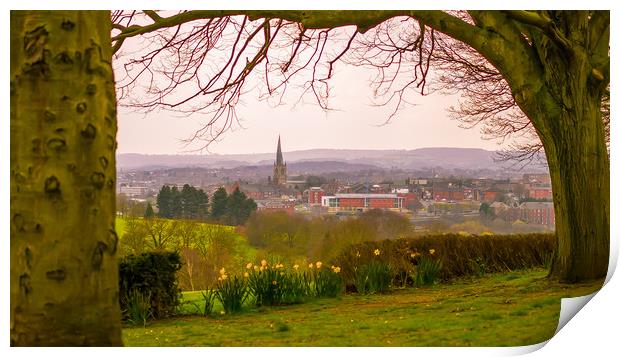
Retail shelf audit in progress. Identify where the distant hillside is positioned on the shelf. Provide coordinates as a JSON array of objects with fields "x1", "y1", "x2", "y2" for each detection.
[{"x1": 117, "y1": 147, "x2": 547, "y2": 172}]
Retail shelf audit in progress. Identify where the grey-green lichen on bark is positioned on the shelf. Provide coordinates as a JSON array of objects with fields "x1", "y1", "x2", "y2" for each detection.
[{"x1": 10, "y1": 10, "x2": 122, "y2": 346}]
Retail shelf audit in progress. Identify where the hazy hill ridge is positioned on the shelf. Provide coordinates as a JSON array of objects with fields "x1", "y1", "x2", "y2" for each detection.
[{"x1": 117, "y1": 147, "x2": 527, "y2": 172}]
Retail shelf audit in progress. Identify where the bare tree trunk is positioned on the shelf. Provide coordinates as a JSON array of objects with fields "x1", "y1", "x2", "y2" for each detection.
[
  {"x1": 543, "y1": 92, "x2": 610, "y2": 282},
  {"x1": 10, "y1": 11, "x2": 122, "y2": 346}
]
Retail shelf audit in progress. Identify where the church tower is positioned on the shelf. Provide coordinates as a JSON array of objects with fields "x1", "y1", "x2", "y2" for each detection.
[{"x1": 273, "y1": 135, "x2": 287, "y2": 186}]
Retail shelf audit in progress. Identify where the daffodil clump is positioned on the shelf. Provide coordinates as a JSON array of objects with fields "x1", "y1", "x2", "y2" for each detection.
[
  {"x1": 215, "y1": 267, "x2": 248, "y2": 314},
  {"x1": 243, "y1": 259, "x2": 343, "y2": 305},
  {"x1": 309, "y1": 260, "x2": 343, "y2": 298},
  {"x1": 211, "y1": 260, "x2": 344, "y2": 311},
  {"x1": 353, "y1": 248, "x2": 392, "y2": 294},
  {"x1": 414, "y1": 248, "x2": 442, "y2": 286},
  {"x1": 246, "y1": 260, "x2": 289, "y2": 306}
]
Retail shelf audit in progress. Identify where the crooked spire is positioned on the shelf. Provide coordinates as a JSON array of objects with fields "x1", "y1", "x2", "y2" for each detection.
[{"x1": 276, "y1": 135, "x2": 284, "y2": 165}]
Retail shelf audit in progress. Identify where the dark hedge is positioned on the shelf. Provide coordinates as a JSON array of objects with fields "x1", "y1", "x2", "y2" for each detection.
[
  {"x1": 119, "y1": 251, "x2": 182, "y2": 319},
  {"x1": 333, "y1": 233, "x2": 554, "y2": 288}
]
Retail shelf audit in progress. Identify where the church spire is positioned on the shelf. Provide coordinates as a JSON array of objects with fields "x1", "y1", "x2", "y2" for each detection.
[
  {"x1": 276, "y1": 135, "x2": 284, "y2": 165},
  {"x1": 273, "y1": 135, "x2": 287, "y2": 186}
]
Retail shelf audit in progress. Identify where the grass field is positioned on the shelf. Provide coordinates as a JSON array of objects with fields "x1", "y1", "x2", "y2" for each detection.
[
  {"x1": 115, "y1": 216, "x2": 257, "y2": 258},
  {"x1": 122, "y1": 269, "x2": 601, "y2": 347}
]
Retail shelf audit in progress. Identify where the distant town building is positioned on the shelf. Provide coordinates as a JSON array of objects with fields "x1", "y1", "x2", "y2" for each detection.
[
  {"x1": 321, "y1": 193, "x2": 404, "y2": 213},
  {"x1": 433, "y1": 186, "x2": 465, "y2": 201},
  {"x1": 523, "y1": 173, "x2": 551, "y2": 184},
  {"x1": 272, "y1": 135, "x2": 287, "y2": 186},
  {"x1": 520, "y1": 201, "x2": 555, "y2": 226},
  {"x1": 308, "y1": 187, "x2": 325, "y2": 206},
  {"x1": 526, "y1": 184, "x2": 553, "y2": 200},
  {"x1": 118, "y1": 185, "x2": 149, "y2": 198},
  {"x1": 255, "y1": 199, "x2": 296, "y2": 214}
]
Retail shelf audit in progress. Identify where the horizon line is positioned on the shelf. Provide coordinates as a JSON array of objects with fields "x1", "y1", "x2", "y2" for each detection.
[{"x1": 116, "y1": 146, "x2": 501, "y2": 156}]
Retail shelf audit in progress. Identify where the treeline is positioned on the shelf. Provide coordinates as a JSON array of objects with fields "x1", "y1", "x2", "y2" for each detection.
[
  {"x1": 244, "y1": 209, "x2": 414, "y2": 262},
  {"x1": 154, "y1": 185, "x2": 256, "y2": 226},
  {"x1": 156, "y1": 184, "x2": 209, "y2": 220}
]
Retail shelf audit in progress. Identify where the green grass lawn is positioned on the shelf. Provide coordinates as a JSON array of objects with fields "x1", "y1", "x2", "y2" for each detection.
[{"x1": 122, "y1": 269, "x2": 601, "y2": 347}]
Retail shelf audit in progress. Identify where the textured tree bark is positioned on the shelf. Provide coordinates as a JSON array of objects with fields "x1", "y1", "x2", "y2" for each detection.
[
  {"x1": 10, "y1": 10, "x2": 122, "y2": 346},
  {"x1": 542, "y1": 86, "x2": 610, "y2": 282}
]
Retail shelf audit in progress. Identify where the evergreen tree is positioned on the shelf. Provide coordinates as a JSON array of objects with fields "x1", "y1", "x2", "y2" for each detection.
[
  {"x1": 180, "y1": 184, "x2": 194, "y2": 219},
  {"x1": 195, "y1": 188, "x2": 209, "y2": 220},
  {"x1": 225, "y1": 188, "x2": 245, "y2": 225},
  {"x1": 210, "y1": 187, "x2": 228, "y2": 221},
  {"x1": 144, "y1": 202, "x2": 155, "y2": 218},
  {"x1": 224, "y1": 187, "x2": 257, "y2": 226},
  {"x1": 170, "y1": 186, "x2": 182, "y2": 218},
  {"x1": 156, "y1": 185, "x2": 172, "y2": 218}
]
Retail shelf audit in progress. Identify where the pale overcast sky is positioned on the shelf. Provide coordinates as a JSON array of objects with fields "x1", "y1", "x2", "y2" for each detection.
[
  {"x1": 114, "y1": 13, "x2": 511, "y2": 156},
  {"x1": 116, "y1": 66, "x2": 507, "y2": 155}
]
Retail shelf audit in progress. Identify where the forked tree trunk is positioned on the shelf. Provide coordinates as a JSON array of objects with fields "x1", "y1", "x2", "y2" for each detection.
[{"x1": 10, "y1": 11, "x2": 122, "y2": 346}]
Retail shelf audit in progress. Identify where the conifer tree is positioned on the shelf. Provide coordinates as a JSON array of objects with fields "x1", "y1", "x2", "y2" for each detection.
[{"x1": 144, "y1": 202, "x2": 155, "y2": 218}]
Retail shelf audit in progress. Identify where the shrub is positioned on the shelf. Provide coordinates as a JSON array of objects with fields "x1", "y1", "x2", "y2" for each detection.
[
  {"x1": 355, "y1": 260, "x2": 391, "y2": 294},
  {"x1": 334, "y1": 233, "x2": 554, "y2": 288},
  {"x1": 119, "y1": 251, "x2": 182, "y2": 319},
  {"x1": 469, "y1": 256, "x2": 487, "y2": 277},
  {"x1": 215, "y1": 271, "x2": 248, "y2": 314}
]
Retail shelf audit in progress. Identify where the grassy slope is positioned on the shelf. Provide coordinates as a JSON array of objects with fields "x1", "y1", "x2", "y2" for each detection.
[
  {"x1": 122, "y1": 269, "x2": 601, "y2": 347},
  {"x1": 115, "y1": 216, "x2": 257, "y2": 259}
]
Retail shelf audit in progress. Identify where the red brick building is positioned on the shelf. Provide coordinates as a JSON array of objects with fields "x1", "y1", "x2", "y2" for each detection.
[
  {"x1": 527, "y1": 185, "x2": 553, "y2": 200},
  {"x1": 520, "y1": 202, "x2": 555, "y2": 226},
  {"x1": 398, "y1": 192, "x2": 419, "y2": 209},
  {"x1": 482, "y1": 190, "x2": 499, "y2": 202},
  {"x1": 308, "y1": 187, "x2": 325, "y2": 206}
]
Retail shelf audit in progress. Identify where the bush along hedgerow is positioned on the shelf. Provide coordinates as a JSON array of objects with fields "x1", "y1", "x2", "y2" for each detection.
[
  {"x1": 215, "y1": 268, "x2": 248, "y2": 314},
  {"x1": 334, "y1": 233, "x2": 554, "y2": 288}
]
